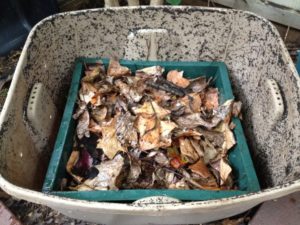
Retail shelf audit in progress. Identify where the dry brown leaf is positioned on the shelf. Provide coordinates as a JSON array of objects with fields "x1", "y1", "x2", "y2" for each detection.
[
  {"x1": 224, "y1": 124, "x2": 236, "y2": 150},
  {"x1": 116, "y1": 112, "x2": 138, "y2": 147},
  {"x1": 168, "y1": 179, "x2": 190, "y2": 189},
  {"x1": 133, "y1": 101, "x2": 170, "y2": 119},
  {"x1": 73, "y1": 101, "x2": 86, "y2": 119},
  {"x1": 189, "y1": 158, "x2": 212, "y2": 178},
  {"x1": 76, "y1": 110, "x2": 90, "y2": 139},
  {"x1": 97, "y1": 118, "x2": 126, "y2": 159},
  {"x1": 90, "y1": 93, "x2": 101, "y2": 106},
  {"x1": 136, "y1": 66, "x2": 164, "y2": 77},
  {"x1": 232, "y1": 101, "x2": 242, "y2": 117},
  {"x1": 90, "y1": 106, "x2": 107, "y2": 124},
  {"x1": 198, "y1": 128, "x2": 225, "y2": 148},
  {"x1": 138, "y1": 119, "x2": 178, "y2": 151},
  {"x1": 139, "y1": 126, "x2": 160, "y2": 151},
  {"x1": 134, "y1": 115, "x2": 156, "y2": 136},
  {"x1": 180, "y1": 93, "x2": 202, "y2": 113},
  {"x1": 89, "y1": 119, "x2": 102, "y2": 133},
  {"x1": 127, "y1": 156, "x2": 141, "y2": 183},
  {"x1": 154, "y1": 152, "x2": 169, "y2": 166},
  {"x1": 83, "y1": 154, "x2": 125, "y2": 190},
  {"x1": 82, "y1": 63, "x2": 103, "y2": 82},
  {"x1": 220, "y1": 159, "x2": 232, "y2": 184},
  {"x1": 159, "y1": 120, "x2": 178, "y2": 147},
  {"x1": 215, "y1": 122, "x2": 236, "y2": 151},
  {"x1": 175, "y1": 113, "x2": 221, "y2": 129},
  {"x1": 151, "y1": 90, "x2": 171, "y2": 104},
  {"x1": 204, "y1": 88, "x2": 219, "y2": 110},
  {"x1": 202, "y1": 138, "x2": 219, "y2": 164},
  {"x1": 107, "y1": 59, "x2": 131, "y2": 77},
  {"x1": 70, "y1": 183, "x2": 93, "y2": 191},
  {"x1": 179, "y1": 138, "x2": 199, "y2": 162},
  {"x1": 186, "y1": 178, "x2": 221, "y2": 190},
  {"x1": 215, "y1": 99, "x2": 234, "y2": 124},
  {"x1": 187, "y1": 77, "x2": 209, "y2": 93},
  {"x1": 173, "y1": 129, "x2": 202, "y2": 139},
  {"x1": 229, "y1": 122, "x2": 236, "y2": 130},
  {"x1": 79, "y1": 82, "x2": 97, "y2": 104},
  {"x1": 167, "y1": 70, "x2": 190, "y2": 88},
  {"x1": 190, "y1": 139, "x2": 204, "y2": 157},
  {"x1": 66, "y1": 150, "x2": 83, "y2": 183}
]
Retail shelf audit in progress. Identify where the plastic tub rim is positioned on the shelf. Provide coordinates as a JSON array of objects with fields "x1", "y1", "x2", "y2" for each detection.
[{"x1": 1, "y1": 175, "x2": 300, "y2": 213}]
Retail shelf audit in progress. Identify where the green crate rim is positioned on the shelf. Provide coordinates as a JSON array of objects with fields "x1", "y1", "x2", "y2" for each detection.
[{"x1": 42, "y1": 58, "x2": 260, "y2": 202}]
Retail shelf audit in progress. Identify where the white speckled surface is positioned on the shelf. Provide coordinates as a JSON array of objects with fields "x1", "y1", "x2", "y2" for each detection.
[{"x1": 0, "y1": 6, "x2": 300, "y2": 224}]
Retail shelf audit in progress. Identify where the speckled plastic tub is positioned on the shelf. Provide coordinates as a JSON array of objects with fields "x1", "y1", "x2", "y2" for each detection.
[{"x1": 0, "y1": 6, "x2": 299, "y2": 225}]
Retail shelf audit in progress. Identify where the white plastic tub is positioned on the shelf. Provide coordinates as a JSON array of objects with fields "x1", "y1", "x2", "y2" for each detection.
[{"x1": 0, "y1": 6, "x2": 300, "y2": 224}]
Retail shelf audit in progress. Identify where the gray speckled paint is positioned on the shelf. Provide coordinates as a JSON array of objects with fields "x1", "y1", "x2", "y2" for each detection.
[{"x1": 1, "y1": 6, "x2": 300, "y2": 191}]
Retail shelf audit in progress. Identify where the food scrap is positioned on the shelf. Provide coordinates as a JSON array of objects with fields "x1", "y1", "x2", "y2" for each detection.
[{"x1": 65, "y1": 58, "x2": 241, "y2": 191}]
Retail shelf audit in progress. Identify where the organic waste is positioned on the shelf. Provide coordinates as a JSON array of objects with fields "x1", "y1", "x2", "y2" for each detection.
[{"x1": 65, "y1": 59, "x2": 242, "y2": 191}]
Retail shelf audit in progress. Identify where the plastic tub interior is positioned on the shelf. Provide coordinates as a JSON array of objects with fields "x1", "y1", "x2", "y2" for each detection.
[{"x1": 0, "y1": 6, "x2": 299, "y2": 225}]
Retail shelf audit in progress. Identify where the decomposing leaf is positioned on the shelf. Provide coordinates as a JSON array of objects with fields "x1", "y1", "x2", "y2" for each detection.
[
  {"x1": 133, "y1": 101, "x2": 170, "y2": 119},
  {"x1": 73, "y1": 101, "x2": 86, "y2": 119},
  {"x1": 154, "y1": 152, "x2": 169, "y2": 166},
  {"x1": 66, "y1": 150, "x2": 83, "y2": 183},
  {"x1": 127, "y1": 156, "x2": 141, "y2": 183},
  {"x1": 198, "y1": 128, "x2": 224, "y2": 148},
  {"x1": 187, "y1": 77, "x2": 209, "y2": 93},
  {"x1": 202, "y1": 138, "x2": 219, "y2": 164},
  {"x1": 90, "y1": 106, "x2": 107, "y2": 124},
  {"x1": 159, "y1": 120, "x2": 178, "y2": 147},
  {"x1": 77, "y1": 110, "x2": 90, "y2": 139},
  {"x1": 167, "y1": 70, "x2": 190, "y2": 88},
  {"x1": 190, "y1": 139, "x2": 204, "y2": 157},
  {"x1": 90, "y1": 93, "x2": 101, "y2": 106},
  {"x1": 175, "y1": 113, "x2": 221, "y2": 129},
  {"x1": 179, "y1": 138, "x2": 199, "y2": 162},
  {"x1": 215, "y1": 99, "x2": 234, "y2": 124},
  {"x1": 79, "y1": 82, "x2": 97, "y2": 104},
  {"x1": 215, "y1": 122, "x2": 236, "y2": 151},
  {"x1": 173, "y1": 129, "x2": 202, "y2": 139},
  {"x1": 116, "y1": 112, "x2": 138, "y2": 147},
  {"x1": 211, "y1": 158, "x2": 232, "y2": 185},
  {"x1": 82, "y1": 63, "x2": 104, "y2": 82},
  {"x1": 189, "y1": 158, "x2": 212, "y2": 179},
  {"x1": 97, "y1": 118, "x2": 126, "y2": 159},
  {"x1": 107, "y1": 58, "x2": 131, "y2": 77},
  {"x1": 232, "y1": 101, "x2": 242, "y2": 117},
  {"x1": 134, "y1": 115, "x2": 156, "y2": 136},
  {"x1": 204, "y1": 88, "x2": 219, "y2": 110},
  {"x1": 139, "y1": 126, "x2": 160, "y2": 151},
  {"x1": 136, "y1": 66, "x2": 164, "y2": 77},
  {"x1": 89, "y1": 119, "x2": 102, "y2": 133},
  {"x1": 179, "y1": 93, "x2": 202, "y2": 113},
  {"x1": 83, "y1": 154, "x2": 125, "y2": 190},
  {"x1": 168, "y1": 179, "x2": 190, "y2": 189}
]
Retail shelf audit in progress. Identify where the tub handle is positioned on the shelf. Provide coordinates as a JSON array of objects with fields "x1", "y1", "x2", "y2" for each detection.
[
  {"x1": 125, "y1": 29, "x2": 169, "y2": 61},
  {"x1": 132, "y1": 196, "x2": 181, "y2": 205},
  {"x1": 265, "y1": 79, "x2": 284, "y2": 125}
]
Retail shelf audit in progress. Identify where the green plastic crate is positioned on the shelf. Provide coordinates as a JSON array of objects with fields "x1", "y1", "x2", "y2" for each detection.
[{"x1": 42, "y1": 58, "x2": 260, "y2": 201}]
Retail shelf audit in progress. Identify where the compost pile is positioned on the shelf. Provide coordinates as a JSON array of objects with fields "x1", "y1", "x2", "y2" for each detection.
[{"x1": 66, "y1": 59, "x2": 242, "y2": 191}]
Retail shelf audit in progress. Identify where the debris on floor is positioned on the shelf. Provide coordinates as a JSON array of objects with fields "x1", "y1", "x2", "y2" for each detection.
[
  {"x1": 249, "y1": 192, "x2": 300, "y2": 225},
  {"x1": 0, "y1": 201, "x2": 22, "y2": 225}
]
